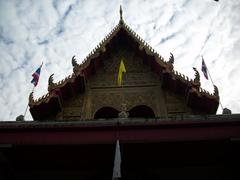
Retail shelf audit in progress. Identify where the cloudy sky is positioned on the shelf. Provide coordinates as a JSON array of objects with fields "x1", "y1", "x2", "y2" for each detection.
[{"x1": 0, "y1": 0, "x2": 239, "y2": 121}]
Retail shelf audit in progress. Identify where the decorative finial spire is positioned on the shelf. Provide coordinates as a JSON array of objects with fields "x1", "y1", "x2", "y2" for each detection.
[{"x1": 120, "y1": 5, "x2": 123, "y2": 21}]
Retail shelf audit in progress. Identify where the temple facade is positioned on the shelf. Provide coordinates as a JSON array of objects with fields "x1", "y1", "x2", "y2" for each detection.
[
  {"x1": 29, "y1": 7, "x2": 219, "y2": 121},
  {"x1": 0, "y1": 7, "x2": 239, "y2": 180}
]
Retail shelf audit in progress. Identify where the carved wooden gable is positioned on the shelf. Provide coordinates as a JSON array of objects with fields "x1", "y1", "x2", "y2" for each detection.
[
  {"x1": 55, "y1": 29, "x2": 192, "y2": 120},
  {"x1": 29, "y1": 12, "x2": 219, "y2": 121}
]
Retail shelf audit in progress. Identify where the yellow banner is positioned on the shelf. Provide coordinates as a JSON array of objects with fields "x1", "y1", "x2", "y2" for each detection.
[{"x1": 117, "y1": 60, "x2": 126, "y2": 86}]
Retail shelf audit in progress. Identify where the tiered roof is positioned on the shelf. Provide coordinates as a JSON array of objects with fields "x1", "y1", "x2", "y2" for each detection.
[{"x1": 29, "y1": 6, "x2": 219, "y2": 120}]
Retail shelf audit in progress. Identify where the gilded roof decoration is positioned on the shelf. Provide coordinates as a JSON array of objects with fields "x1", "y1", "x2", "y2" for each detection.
[
  {"x1": 190, "y1": 85, "x2": 219, "y2": 99},
  {"x1": 29, "y1": 91, "x2": 56, "y2": 107}
]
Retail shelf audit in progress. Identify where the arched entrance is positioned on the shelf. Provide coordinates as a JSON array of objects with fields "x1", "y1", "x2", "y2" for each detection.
[
  {"x1": 129, "y1": 105, "x2": 155, "y2": 118},
  {"x1": 94, "y1": 107, "x2": 119, "y2": 119}
]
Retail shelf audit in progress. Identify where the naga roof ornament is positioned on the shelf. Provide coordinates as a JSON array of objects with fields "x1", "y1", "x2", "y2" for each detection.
[
  {"x1": 169, "y1": 53, "x2": 174, "y2": 64},
  {"x1": 48, "y1": 74, "x2": 56, "y2": 92},
  {"x1": 192, "y1": 67, "x2": 201, "y2": 87},
  {"x1": 72, "y1": 55, "x2": 77, "y2": 67},
  {"x1": 214, "y1": 85, "x2": 219, "y2": 97},
  {"x1": 29, "y1": 92, "x2": 34, "y2": 105},
  {"x1": 72, "y1": 55, "x2": 80, "y2": 74},
  {"x1": 166, "y1": 53, "x2": 174, "y2": 71}
]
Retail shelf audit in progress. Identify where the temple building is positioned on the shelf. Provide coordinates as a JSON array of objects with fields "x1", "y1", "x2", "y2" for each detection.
[{"x1": 0, "y1": 7, "x2": 240, "y2": 180}]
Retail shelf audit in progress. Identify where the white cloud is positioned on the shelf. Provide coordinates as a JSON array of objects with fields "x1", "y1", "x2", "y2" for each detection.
[{"x1": 0, "y1": 0, "x2": 240, "y2": 121}]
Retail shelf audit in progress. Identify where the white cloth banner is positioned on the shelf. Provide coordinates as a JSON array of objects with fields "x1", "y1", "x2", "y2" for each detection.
[{"x1": 112, "y1": 139, "x2": 121, "y2": 179}]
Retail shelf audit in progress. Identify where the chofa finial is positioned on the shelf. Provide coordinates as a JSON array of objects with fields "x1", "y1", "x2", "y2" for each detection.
[{"x1": 120, "y1": 5, "x2": 123, "y2": 21}]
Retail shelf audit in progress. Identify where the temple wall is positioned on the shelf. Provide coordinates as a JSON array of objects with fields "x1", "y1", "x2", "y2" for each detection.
[{"x1": 56, "y1": 44, "x2": 191, "y2": 120}]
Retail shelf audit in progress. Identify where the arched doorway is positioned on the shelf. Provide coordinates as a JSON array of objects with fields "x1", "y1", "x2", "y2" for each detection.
[
  {"x1": 94, "y1": 107, "x2": 119, "y2": 119},
  {"x1": 129, "y1": 105, "x2": 155, "y2": 118}
]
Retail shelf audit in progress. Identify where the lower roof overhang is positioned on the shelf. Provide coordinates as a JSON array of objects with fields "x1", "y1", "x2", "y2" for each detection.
[
  {"x1": 1, "y1": 115, "x2": 240, "y2": 180},
  {"x1": 0, "y1": 114, "x2": 240, "y2": 145}
]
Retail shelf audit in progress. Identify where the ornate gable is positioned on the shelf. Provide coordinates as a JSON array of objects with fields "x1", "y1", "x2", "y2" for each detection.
[{"x1": 29, "y1": 7, "x2": 219, "y2": 120}]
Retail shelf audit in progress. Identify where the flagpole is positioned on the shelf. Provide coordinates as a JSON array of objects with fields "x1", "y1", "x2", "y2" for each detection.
[
  {"x1": 23, "y1": 85, "x2": 35, "y2": 119},
  {"x1": 22, "y1": 62, "x2": 43, "y2": 120},
  {"x1": 202, "y1": 56, "x2": 224, "y2": 111}
]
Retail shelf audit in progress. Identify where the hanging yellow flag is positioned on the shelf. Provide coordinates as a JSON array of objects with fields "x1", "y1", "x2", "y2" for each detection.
[{"x1": 117, "y1": 60, "x2": 126, "y2": 86}]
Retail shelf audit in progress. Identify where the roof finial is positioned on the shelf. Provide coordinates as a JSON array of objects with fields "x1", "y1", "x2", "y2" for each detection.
[{"x1": 120, "y1": 5, "x2": 123, "y2": 21}]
